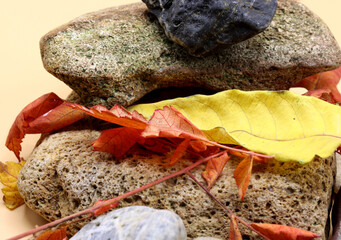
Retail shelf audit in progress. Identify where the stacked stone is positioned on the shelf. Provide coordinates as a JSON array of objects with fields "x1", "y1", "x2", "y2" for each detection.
[{"x1": 18, "y1": 0, "x2": 341, "y2": 239}]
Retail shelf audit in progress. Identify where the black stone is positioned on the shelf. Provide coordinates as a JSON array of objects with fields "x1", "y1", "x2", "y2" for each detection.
[{"x1": 142, "y1": 0, "x2": 277, "y2": 56}]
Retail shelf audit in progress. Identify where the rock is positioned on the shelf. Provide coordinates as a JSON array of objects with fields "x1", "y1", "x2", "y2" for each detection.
[
  {"x1": 18, "y1": 130, "x2": 336, "y2": 239},
  {"x1": 142, "y1": 0, "x2": 277, "y2": 56},
  {"x1": 70, "y1": 206, "x2": 186, "y2": 240},
  {"x1": 40, "y1": 1, "x2": 341, "y2": 108}
]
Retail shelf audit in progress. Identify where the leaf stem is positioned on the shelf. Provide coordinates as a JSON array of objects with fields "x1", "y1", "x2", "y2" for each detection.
[
  {"x1": 7, "y1": 152, "x2": 224, "y2": 240},
  {"x1": 186, "y1": 172, "x2": 271, "y2": 240}
]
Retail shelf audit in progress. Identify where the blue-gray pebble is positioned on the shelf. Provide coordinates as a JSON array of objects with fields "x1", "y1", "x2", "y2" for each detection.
[
  {"x1": 142, "y1": 0, "x2": 277, "y2": 56},
  {"x1": 70, "y1": 206, "x2": 187, "y2": 240}
]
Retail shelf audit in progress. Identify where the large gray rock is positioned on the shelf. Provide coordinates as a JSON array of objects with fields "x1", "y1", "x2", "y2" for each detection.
[
  {"x1": 18, "y1": 130, "x2": 336, "y2": 239},
  {"x1": 142, "y1": 0, "x2": 277, "y2": 56},
  {"x1": 70, "y1": 206, "x2": 186, "y2": 240},
  {"x1": 40, "y1": 1, "x2": 341, "y2": 108}
]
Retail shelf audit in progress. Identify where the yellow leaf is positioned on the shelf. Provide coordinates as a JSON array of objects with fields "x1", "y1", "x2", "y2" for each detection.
[
  {"x1": 0, "y1": 161, "x2": 25, "y2": 210},
  {"x1": 129, "y1": 90, "x2": 341, "y2": 163}
]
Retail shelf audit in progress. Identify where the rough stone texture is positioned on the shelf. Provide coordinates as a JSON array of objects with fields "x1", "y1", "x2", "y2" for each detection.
[
  {"x1": 40, "y1": 1, "x2": 341, "y2": 108},
  {"x1": 70, "y1": 206, "x2": 186, "y2": 240},
  {"x1": 142, "y1": 0, "x2": 277, "y2": 56},
  {"x1": 18, "y1": 130, "x2": 336, "y2": 239}
]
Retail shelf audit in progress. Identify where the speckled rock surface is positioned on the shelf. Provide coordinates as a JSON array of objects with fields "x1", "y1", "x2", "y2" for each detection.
[
  {"x1": 142, "y1": 0, "x2": 277, "y2": 56},
  {"x1": 40, "y1": 1, "x2": 341, "y2": 108},
  {"x1": 18, "y1": 130, "x2": 335, "y2": 239},
  {"x1": 70, "y1": 206, "x2": 186, "y2": 240}
]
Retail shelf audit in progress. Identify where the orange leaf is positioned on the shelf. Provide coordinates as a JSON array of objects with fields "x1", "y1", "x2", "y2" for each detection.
[
  {"x1": 27, "y1": 102, "x2": 86, "y2": 133},
  {"x1": 137, "y1": 138, "x2": 171, "y2": 154},
  {"x1": 202, "y1": 151, "x2": 230, "y2": 189},
  {"x1": 93, "y1": 128, "x2": 142, "y2": 158},
  {"x1": 234, "y1": 155, "x2": 253, "y2": 201},
  {"x1": 250, "y1": 223, "x2": 320, "y2": 240},
  {"x1": 6, "y1": 93, "x2": 66, "y2": 160},
  {"x1": 66, "y1": 103, "x2": 148, "y2": 129},
  {"x1": 142, "y1": 106, "x2": 208, "y2": 140},
  {"x1": 169, "y1": 138, "x2": 191, "y2": 166},
  {"x1": 229, "y1": 214, "x2": 242, "y2": 240},
  {"x1": 189, "y1": 140, "x2": 208, "y2": 152},
  {"x1": 36, "y1": 226, "x2": 67, "y2": 240},
  {"x1": 294, "y1": 66, "x2": 341, "y2": 103},
  {"x1": 93, "y1": 200, "x2": 119, "y2": 216},
  {"x1": 228, "y1": 148, "x2": 269, "y2": 164},
  {"x1": 193, "y1": 145, "x2": 220, "y2": 158}
]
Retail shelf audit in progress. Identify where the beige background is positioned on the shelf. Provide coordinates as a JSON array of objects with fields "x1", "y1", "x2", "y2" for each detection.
[{"x1": 0, "y1": 0, "x2": 340, "y2": 239}]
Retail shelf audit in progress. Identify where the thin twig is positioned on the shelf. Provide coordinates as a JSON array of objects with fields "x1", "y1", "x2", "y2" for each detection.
[
  {"x1": 7, "y1": 152, "x2": 224, "y2": 240},
  {"x1": 186, "y1": 171, "x2": 271, "y2": 240}
]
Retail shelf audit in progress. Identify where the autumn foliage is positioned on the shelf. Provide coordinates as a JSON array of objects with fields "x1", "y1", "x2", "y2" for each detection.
[
  {"x1": 294, "y1": 66, "x2": 341, "y2": 104},
  {"x1": 0, "y1": 161, "x2": 25, "y2": 210},
  {"x1": 250, "y1": 223, "x2": 320, "y2": 240},
  {"x1": 7, "y1": 67, "x2": 341, "y2": 239},
  {"x1": 3, "y1": 89, "x2": 326, "y2": 240},
  {"x1": 35, "y1": 227, "x2": 67, "y2": 240}
]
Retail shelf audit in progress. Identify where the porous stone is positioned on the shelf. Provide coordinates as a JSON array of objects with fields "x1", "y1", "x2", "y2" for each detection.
[
  {"x1": 40, "y1": 1, "x2": 341, "y2": 108},
  {"x1": 18, "y1": 130, "x2": 335, "y2": 239},
  {"x1": 70, "y1": 206, "x2": 186, "y2": 240},
  {"x1": 142, "y1": 0, "x2": 277, "y2": 56}
]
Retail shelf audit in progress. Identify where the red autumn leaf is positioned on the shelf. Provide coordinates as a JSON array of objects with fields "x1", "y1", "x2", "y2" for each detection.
[
  {"x1": 27, "y1": 102, "x2": 86, "y2": 133},
  {"x1": 93, "y1": 200, "x2": 119, "y2": 216},
  {"x1": 229, "y1": 214, "x2": 242, "y2": 240},
  {"x1": 195, "y1": 145, "x2": 221, "y2": 158},
  {"x1": 6, "y1": 93, "x2": 85, "y2": 160},
  {"x1": 234, "y1": 155, "x2": 253, "y2": 201},
  {"x1": 36, "y1": 226, "x2": 67, "y2": 240},
  {"x1": 228, "y1": 148, "x2": 269, "y2": 164},
  {"x1": 293, "y1": 66, "x2": 341, "y2": 103},
  {"x1": 250, "y1": 223, "x2": 320, "y2": 240},
  {"x1": 169, "y1": 138, "x2": 191, "y2": 166},
  {"x1": 66, "y1": 103, "x2": 148, "y2": 129},
  {"x1": 93, "y1": 128, "x2": 142, "y2": 158},
  {"x1": 202, "y1": 151, "x2": 230, "y2": 189},
  {"x1": 137, "y1": 138, "x2": 171, "y2": 154},
  {"x1": 189, "y1": 139, "x2": 208, "y2": 152},
  {"x1": 142, "y1": 106, "x2": 208, "y2": 141}
]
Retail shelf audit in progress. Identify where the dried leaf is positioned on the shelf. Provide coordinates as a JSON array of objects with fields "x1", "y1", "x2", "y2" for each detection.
[
  {"x1": 142, "y1": 106, "x2": 208, "y2": 140},
  {"x1": 228, "y1": 148, "x2": 269, "y2": 164},
  {"x1": 234, "y1": 156, "x2": 253, "y2": 201},
  {"x1": 294, "y1": 66, "x2": 341, "y2": 103},
  {"x1": 27, "y1": 102, "x2": 85, "y2": 134},
  {"x1": 189, "y1": 140, "x2": 208, "y2": 152},
  {"x1": 169, "y1": 138, "x2": 191, "y2": 166},
  {"x1": 130, "y1": 90, "x2": 341, "y2": 163},
  {"x1": 66, "y1": 103, "x2": 148, "y2": 129},
  {"x1": 303, "y1": 89, "x2": 335, "y2": 104},
  {"x1": 250, "y1": 223, "x2": 320, "y2": 240},
  {"x1": 195, "y1": 145, "x2": 221, "y2": 158},
  {"x1": 93, "y1": 128, "x2": 142, "y2": 158},
  {"x1": 6, "y1": 93, "x2": 86, "y2": 160},
  {"x1": 137, "y1": 138, "x2": 171, "y2": 154},
  {"x1": 36, "y1": 227, "x2": 67, "y2": 240},
  {"x1": 0, "y1": 161, "x2": 26, "y2": 210},
  {"x1": 93, "y1": 200, "x2": 119, "y2": 216},
  {"x1": 6, "y1": 93, "x2": 63, "y2": 159},
  {"x1": 202, "y1": 151, "x2": 230, "y2": 189},
  {"x1": 229, "y1": 214, "x2": 243, "y2": 240}
]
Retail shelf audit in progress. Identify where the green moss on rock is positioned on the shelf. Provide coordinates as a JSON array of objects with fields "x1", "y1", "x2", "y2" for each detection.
[{"x1": 40, "y1": 1, "x2": 341, "y2": 107}]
